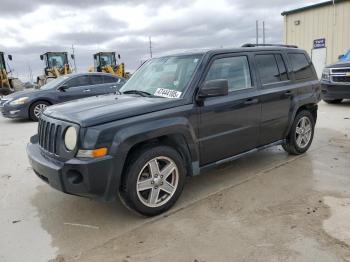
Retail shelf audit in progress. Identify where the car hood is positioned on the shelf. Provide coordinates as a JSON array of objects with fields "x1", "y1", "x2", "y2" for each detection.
[
  {"x1": 2, "y1": 88, "x2": 42, "y2": 101},
  {"x1": 43, "y1": 94, "x2": 185, "y2": 127},
  {"x1": 326, "y1": 61, "x2": 350, "y2": 68}
]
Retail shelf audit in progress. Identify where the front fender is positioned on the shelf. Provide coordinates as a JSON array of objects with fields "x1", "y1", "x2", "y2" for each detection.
[{"x1": 93, "y1": 116, "x2": 199, "y2": 201}]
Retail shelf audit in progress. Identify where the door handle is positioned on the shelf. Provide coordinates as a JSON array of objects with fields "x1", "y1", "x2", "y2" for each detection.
[
  {"x1": 285, "y1": 90, "x2": 293, "y2": 96},
  {"x1": 111, "y1": 85, "x2": 117, "y2": 88},
  {"x1": 244, "y1": 98, "x2": 258, "y2": 105},
  {"x1": 83, "y1": 89, "x2": 91, "y2": 92}
]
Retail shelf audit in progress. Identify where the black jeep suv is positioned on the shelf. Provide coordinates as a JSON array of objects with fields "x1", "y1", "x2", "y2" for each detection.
[
  {"x1": 321, "y1": 61, "x2": 350, "y2": 103},
  {"x1": 27, "y1": 45, "x2": 321, "y2": 216}
]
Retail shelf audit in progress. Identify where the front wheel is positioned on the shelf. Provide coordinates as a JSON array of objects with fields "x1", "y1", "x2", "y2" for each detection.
[
  {"x1": 120, "y1": 146, "x2": 186, "y2": 216},
  {"x1": 282, "y1": 110, "x2": 315, "y2": 155},
  {"x1": 29, "y1": 101, "x2": 50, "y2": 121}
]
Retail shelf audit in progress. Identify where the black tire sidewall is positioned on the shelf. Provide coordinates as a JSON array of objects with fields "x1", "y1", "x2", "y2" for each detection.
[
  {"x1": 29, "y1": 101, "x2": 50, "y2": 121},
  {"x1": 289, "y1": 110, "x2": 315, "y2": 154},
  {"x1": 121, "y1": 145, "x2": 186, "y2": 216}
]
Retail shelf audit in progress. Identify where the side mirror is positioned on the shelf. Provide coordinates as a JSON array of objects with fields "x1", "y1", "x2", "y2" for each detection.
[
  {"x1": 58, "y1": 85, "x2": 69, "y2": 91},
  {"x1": 40, "y1": 55, "x2": 44, "y2": 61},
  {"x1": 338, "y1": 54, "x2": 345, "y2": 60},
  {"x1": 118, "y1": 54, "x2": 121, "y2": 59},
  {"x1": 93, "y1": 54, "x2": 97, "y2": 60},
  {"x1": 8, "y1": 55, "x2": 12, "y2": 61},
  {"x1": 71, "y1": 54, "x2": 75, "y2": 60},
  {"x1": 198, "y1": 79, "x2": 228, "y2": 99}
]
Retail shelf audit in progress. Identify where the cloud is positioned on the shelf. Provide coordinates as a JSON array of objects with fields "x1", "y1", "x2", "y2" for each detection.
[{"x1": 0, "y1": 0, "x2": 326, "y2": 81}]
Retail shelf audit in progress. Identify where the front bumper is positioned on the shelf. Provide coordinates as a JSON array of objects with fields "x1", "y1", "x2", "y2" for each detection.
[
  {"x1": 0, "y1": 103, "x2": 29, "y2": 119},
  {"x1": 27, "y1": 137, "x2": 117, "y2": 201},
  {"x1": 321, "y1": 83, "x2": 350, "y2": 100}
]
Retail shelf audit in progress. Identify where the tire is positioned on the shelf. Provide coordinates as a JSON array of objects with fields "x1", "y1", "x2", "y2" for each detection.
[
  {"x1": 29, "y1": 101, "x2": 50, "y2": 121},
  {"x1": 323, "y1": 99, "x2": 342, "y2": 104},
  {"x1": 282, "y1": 110, "x2": 315, "y2": 155},
  {"x1": 120, "y1": 145, "x2": 186, "y2": 216},
  {"x1": 0, "y1": 88, "x2": 11, "y2": 96}
]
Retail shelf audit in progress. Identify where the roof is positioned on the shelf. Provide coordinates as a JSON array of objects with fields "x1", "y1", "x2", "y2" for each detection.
[
  {"x1": 95, "y1": 52, "x2": 116, "y2": 55},
  {"x1": 281, "y1": 0, "x2": 347, "y2": 16},
  {"x1": 64, "y1": 72, "x2": 124, "y2": 79},
  {"x1": 42, "y1": 52, "x2": 68, "y2": 55},
  {"x1": 166, "y1": 46, "x2": 304, "y2": 57}
]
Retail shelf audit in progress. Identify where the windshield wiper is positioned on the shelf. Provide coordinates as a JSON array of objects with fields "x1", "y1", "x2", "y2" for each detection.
[{"x1": 123, "y1": 90, "x2": 153, "y2": 97}]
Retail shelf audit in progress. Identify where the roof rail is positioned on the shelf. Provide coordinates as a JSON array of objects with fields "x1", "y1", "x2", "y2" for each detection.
[{"x1": 242, "y1": 43, "x2": 298, "y2": 48}]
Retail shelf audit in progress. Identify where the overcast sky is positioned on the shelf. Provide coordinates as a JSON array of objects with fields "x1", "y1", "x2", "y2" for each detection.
[{"x1": 0, "y1": 0, "x2": 325, "y2": 82}]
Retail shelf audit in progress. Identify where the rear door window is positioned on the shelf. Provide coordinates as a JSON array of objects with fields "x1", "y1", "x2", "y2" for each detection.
[
  {"x1": 255, "y1": 54, "x2": 290, "y2": 85},
  {"x1": 90, "y1": 75, "x2": 104, "y2": 85},
  {"x1": 288, "y1": 53, "x2": 313, "y2": 80},
  {"x1": 66, "y1": 76, "x2": 91, "y2": 88},
  {"x1": 255, "y1": 54, "x2": 280, "y2": 85},
  {"x1": 103, "y1": 75, "x2": 118, "y2": 83},
  {"x1": 275, "y1": 54, "x2": 289, "y2": 81}
]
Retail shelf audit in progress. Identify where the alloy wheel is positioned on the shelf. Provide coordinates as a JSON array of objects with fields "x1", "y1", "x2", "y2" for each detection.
[
  {"x1": 295, "y1": 116, "x2": 312, "y2": 149},
  {"x1": 33, "y1": 104, "x2": 47, "y2": 118},
  {"x1": 136, "y1": 156, "x2": 179, "y2": 208}
]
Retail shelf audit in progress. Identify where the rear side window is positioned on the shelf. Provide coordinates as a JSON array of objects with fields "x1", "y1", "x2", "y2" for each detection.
[
  {"x1": 288, "y1": 53, "x2": 313, "y2": 80},
  {"x1": 205, "y1": 56, "x2": 252, "y2": 92},
  {"x1": 66, "y1": 76, "x2": 90, "y2": 88},
  {"x1": 103, "y1": 75, "x2": 118, "y2": 83},
  {"x1": 90, "y1": 75, "x2": 103, "y2": 85}
]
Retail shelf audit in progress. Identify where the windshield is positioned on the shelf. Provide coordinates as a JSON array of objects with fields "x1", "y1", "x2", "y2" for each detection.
[
  {"x1": 98, "y1": 54, "x2": 115, "y2": 67},
  {"x1": 120, "y1": 54, "x2": 202, "y2": 98},
  {"x1": 40, "y1": 75, "x2": 70, "y2": 90},
  {"x1": 47, "y1": 54, "x2": 67, "y2": 68}
]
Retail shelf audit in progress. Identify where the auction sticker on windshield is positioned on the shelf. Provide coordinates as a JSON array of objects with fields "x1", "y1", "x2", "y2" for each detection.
[{"x1": 154, "y1": 88, "x2": 182, "y2": 98}]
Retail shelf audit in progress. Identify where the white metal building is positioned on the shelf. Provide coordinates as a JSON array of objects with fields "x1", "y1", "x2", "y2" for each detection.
[{"x1": 282, "y1": 0, "x2": 350, "y2": 78}]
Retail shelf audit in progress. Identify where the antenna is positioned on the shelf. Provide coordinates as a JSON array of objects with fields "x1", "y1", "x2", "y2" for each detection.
[{"x1": 27, "y1": 62, "x2": 33, "y2": 83}]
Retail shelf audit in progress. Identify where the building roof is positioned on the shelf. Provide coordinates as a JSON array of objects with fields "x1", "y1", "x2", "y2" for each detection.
[{"x1": 281, "y1": 0, "x2": 347, "y2": 16}]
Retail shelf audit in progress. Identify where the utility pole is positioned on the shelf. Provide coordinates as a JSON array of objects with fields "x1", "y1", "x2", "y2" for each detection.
[
  {"x1": 149, "y1": 36, "x2": 153, "y2": 58},
  {"x1": 71, "y1": 44, "x2": 77, "y2": 72},
  {"x1": 256, "y1": 20, "x2": 259, "y2": 45},
  {"x1": 263, "y1": 21, "x2": 266, "y2": 44},
  {"x1": 331, "y1": 0, "x2": 336, "y2": 62},
  {"x1": 27, "y1": 62, "x2": 33, "y2": 83}
]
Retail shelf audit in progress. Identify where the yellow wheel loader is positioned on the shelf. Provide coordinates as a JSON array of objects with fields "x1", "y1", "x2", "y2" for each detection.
[
  {"x1": 0, "y1": 52, "x2": 23, "y2": 96},
  {"x1": 37, "y1": 52, "x2": 73, "y2": 87},
  {"x1": 89, "y1": 52, "x2": 130, "y2": 79}
]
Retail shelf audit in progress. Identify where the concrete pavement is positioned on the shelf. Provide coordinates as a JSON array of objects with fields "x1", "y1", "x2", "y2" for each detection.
[{"x1": 0, "y1": 101, "x2": 349, "y2": 262}]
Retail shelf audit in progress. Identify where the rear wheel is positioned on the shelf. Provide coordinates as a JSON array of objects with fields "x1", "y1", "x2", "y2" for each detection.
[
  {"x1": 282, "y1": 110, "x2": 315, "y2": 155},
  {"x1": 29, "y1": 101, "x2": 50, "y2": 121},
  {"x1": 323, "y1": 98, "x2": 342, "y2": 104},
  {"x1": 0, "y1": 88, "x2": 11, "y2": 96},
  {"x1": 120, "y1": 145, "x2": 186, "y2": 216}
]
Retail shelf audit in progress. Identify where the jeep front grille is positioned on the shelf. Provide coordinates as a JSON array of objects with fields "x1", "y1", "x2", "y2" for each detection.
[{"x1": 38, "y1": 118, "x2": 62, "y2": 154}]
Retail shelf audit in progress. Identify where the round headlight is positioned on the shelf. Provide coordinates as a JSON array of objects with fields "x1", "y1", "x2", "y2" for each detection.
[{"x1": 64, "y1": 126, "x2": 77, "y2": 151}]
